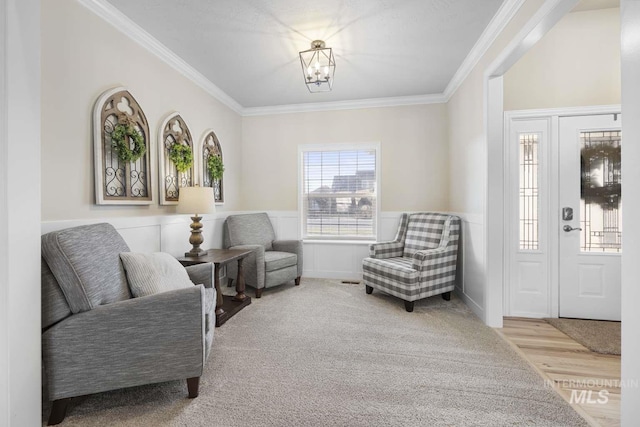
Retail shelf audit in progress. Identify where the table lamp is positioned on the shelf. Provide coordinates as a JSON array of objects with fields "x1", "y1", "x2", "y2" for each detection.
[{"x1": 177, "y1": 186, "x2": 216, "y2": 257}]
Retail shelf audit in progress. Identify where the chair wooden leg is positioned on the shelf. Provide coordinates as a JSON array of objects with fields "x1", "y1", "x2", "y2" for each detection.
[
  {"x1": 442, "y1": 291, "x2": 451, "y2": 301},
  {"x1": 187, "y1": 377, "x2": 200, "y2": 398},
  {"x1": 255, "y1": 288, "x2": 263, "y2": 298},
  {"x1": 365, "y1": 285, "x2": 373, "y2": 294},
  {"x1": 295, "y1": 276, "x2": 301, "y2": 286},
  {"x1": 48, "y1": 398, "x2": 72, "y2": 425},
  {"x1": 404, "y1": 300, "x2": 414, "y2": 312}
]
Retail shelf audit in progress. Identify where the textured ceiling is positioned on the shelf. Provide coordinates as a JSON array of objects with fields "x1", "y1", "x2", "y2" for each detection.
[{"x1": 105, "y1": 0, "x2": 504, "y2": 108}]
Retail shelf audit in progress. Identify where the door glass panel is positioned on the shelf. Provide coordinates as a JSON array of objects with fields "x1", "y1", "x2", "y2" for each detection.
[
  {"x1": 580, "y1": 130, "x2": 622, "y2": 253},
  {"x1": 519, "y1": 133, "x2": 539, "y2": 250}
]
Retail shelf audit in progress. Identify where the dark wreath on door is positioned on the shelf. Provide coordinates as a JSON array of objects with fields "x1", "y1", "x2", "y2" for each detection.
[
  {"x1": 158, "y1": 113, "x2": 194, "y2": 205},
  {"x1": 93, "y1": 87, "x2": 152, "y2": 205},
  {"x1": 201, "y1": 130, "x2": 224, "y2": 203}
]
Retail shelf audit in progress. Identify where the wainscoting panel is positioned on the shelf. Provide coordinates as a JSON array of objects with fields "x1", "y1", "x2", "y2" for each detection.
[
  {"x1": 117, "y1": 224, "x2": 162, "y2": 253},
  {"x1": 159, "y1": 220, "x2": 192, "y2": 256},
  {"x1": 41, "y1": 211, "x2": 480, "y2": 293},
  {"x1": 303, "y1": 241, "x2": 371, "y2": 280},
  {"x1": 41, "y1": 215, "x2": 219, "y2": 257},
  {"x1": 267, "y1": 212, "x2": 299, "y2": 240},
  {"x1": 453, "y1": 213, "x2": 485, "y2": 320},
  {"x1": 379, "y1": 213, "x2": 402, "y2": 241}
]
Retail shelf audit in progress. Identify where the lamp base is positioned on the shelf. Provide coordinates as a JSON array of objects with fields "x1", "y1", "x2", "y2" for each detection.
[
  {"x1": 185, "y1": 214, "x2": 207, "y2": 257},
  {"x1": 185, "y1": 248, "x2": 208, "y2": 258}
]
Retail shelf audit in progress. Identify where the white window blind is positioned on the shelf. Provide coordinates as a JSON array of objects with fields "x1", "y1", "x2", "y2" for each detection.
[{"x1": 301, "y1": 145, "x2": 378, "y2": 240}]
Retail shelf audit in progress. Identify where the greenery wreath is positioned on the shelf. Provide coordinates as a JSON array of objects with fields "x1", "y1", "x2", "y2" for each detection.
[
  {"x1": 111, "y1": 123, "x2": 146, "y2": 163},
  {"x1": 206, "y1": 154, "x2": 225, "y2": 180},
  {"x1": 169, "y1": 142, "x2": 193, "y2": 173}
]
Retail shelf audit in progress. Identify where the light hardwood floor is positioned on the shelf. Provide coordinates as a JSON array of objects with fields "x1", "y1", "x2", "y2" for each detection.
[{"x1": 496, "y1": 317, "x2": 620, "y2": 427}]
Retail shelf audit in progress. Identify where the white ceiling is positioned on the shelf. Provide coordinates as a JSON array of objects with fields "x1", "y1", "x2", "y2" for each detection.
[
  {"x1": 104, "y1": 0, "x2": 504, "y2": 108},
  {"x1": 100, "y1": 0, "x2": 619, "y2": 110}
]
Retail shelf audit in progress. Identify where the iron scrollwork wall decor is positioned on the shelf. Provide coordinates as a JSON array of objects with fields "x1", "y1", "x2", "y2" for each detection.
[
  {"x1": 93, "y1": 87, "x2": 153, "y2": 205},
  {"x1": 158, "y1": 112, "x2": 195, "y2": 205},
  {"x1": 201, "y1": 130, "x2": 224, "y2": 203}
]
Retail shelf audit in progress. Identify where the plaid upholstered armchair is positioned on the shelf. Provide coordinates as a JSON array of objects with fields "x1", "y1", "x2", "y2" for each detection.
[{"x1": 362, "y1": 213, "x2": 461, "y2": 312}]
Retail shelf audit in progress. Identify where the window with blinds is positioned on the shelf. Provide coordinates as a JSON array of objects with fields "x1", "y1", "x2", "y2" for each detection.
[{"x1": 300, "y1": 145, "x2": 379, "y2": 240}]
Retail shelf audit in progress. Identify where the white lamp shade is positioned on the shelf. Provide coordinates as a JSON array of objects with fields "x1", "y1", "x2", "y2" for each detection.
[{"x1": 176, "y1": 186, "x2": 216, "y2": 215}]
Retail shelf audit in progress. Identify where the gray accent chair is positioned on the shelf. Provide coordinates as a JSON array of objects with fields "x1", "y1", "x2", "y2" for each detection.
[
  {"x1": 41, "y1": 223, "x2": 216, "y2": 425},
  {"x1": 223, "y1": 213, "x2": 302, "y2": 298},
  {"x1": 362, "y1": 213, "x2": 460, "y2": 312}
]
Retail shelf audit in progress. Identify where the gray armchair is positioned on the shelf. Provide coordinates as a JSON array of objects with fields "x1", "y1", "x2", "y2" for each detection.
[
  {"x1": 41, "y1": 223, "x2": 215, "y2": 425},
  {"x1": 362, "y1": 213, "x2": 460, "y2": 312},
  {"x1": 223, "y1": 213, "x2": 302, "y2": 298}
]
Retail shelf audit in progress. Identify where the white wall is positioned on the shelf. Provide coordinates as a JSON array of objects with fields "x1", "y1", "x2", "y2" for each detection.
[
  {"x1": 504, "y1": 7, "x2": 621, "y2": 110},
  {"x1": 0, "y1": 0, "x2": 41, "y2": 425},
  {"x1": 240, "y1": 104, "x2": 450, "y2": 212},
  {"x1": 452, "y1": 213, "x2": 485, "y2": 314},
  {"x1": 447, "y1": 0, "x2": 547, "y2": 321},
  {"x1": 272, "y1": 211, "x2": 404, "y2": 280},
  {"x1": 620, "y1": 1, "x2": 640, "y2": 423},
  {"x1": 41, "y1": 0, "x2": 243, "y2": 222}
]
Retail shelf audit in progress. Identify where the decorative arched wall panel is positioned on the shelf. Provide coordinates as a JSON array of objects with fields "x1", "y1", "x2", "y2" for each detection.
[
  {"x1": 93, "y1": 87, "x2": 152, "y2": 205},
  {"x1": 201, "y1": 130, "x2": 224, "y2": 203},
  {"x1": 158, "y1": 113, "x2": 194, "y2": 205}
]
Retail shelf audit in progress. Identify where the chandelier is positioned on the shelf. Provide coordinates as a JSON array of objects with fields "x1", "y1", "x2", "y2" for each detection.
[{"x1": 299, "y1": 40, "x2": 336, "y2": 93}]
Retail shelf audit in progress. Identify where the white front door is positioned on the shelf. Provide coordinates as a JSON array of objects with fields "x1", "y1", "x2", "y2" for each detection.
[{"x1": 558, "y1": 114, "x2": 622, "y2": 321}]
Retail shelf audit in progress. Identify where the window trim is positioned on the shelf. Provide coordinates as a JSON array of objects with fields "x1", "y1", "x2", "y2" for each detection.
[{"x1": 298, "y1": 142, "x2": 381, "y2": 242}]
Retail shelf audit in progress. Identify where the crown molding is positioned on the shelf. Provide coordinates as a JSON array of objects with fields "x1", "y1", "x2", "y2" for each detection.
[
  {"x1": 443, "y1": 0, "x2": 527, "y2": 101},
  {"x1": 241, "y1": 93, "x2": 447, "y2": 116},
  {"x1": 78, "y1": 0, "x2": 243, "y2": 115}
]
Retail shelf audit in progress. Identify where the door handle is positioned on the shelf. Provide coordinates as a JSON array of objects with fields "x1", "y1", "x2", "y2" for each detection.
[{"x1": 563, "y1": 225, "x2": 582, "y2": 232}]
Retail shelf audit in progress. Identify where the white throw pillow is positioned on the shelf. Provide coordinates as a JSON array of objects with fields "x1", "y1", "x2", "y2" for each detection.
[{"x1": 120, "y1": 252, "x2": 195, "y2": 298}]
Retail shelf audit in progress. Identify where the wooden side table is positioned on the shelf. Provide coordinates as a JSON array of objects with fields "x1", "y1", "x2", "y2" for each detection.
[{"x1": 177, "y1": 248, "x2": 253, "y2": 327}]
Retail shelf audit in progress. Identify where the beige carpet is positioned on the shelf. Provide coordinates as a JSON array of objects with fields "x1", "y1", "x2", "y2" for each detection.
[
  {"x1": 545, "y1": 317, "x2": 621, "y2": 355},
  {"x1": 44, "y1": 279, "x2": 588, "y2": 426}
]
